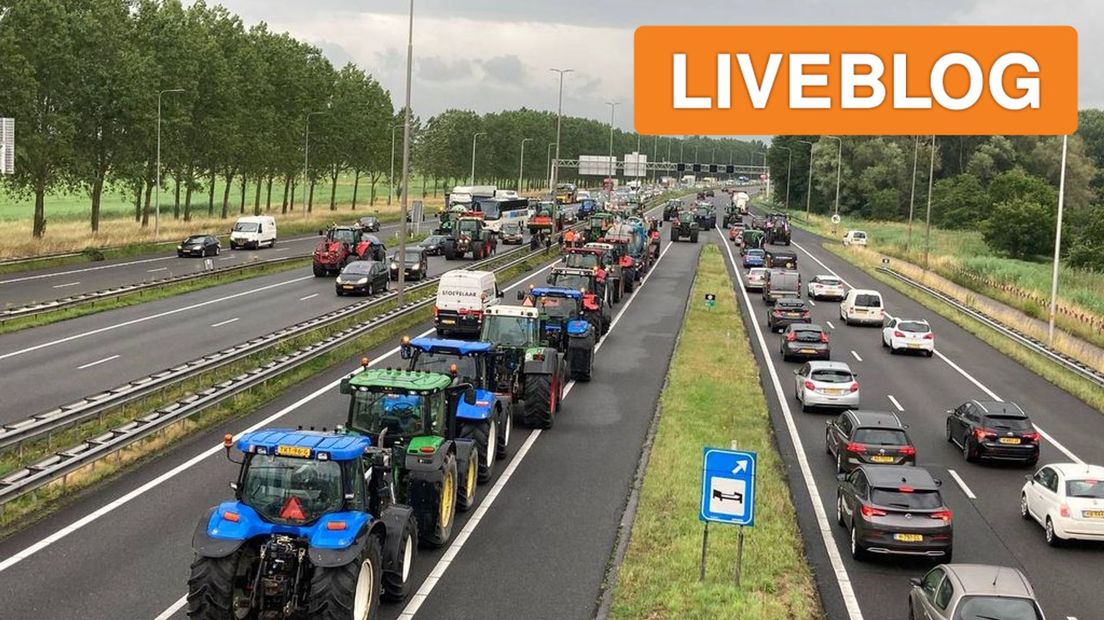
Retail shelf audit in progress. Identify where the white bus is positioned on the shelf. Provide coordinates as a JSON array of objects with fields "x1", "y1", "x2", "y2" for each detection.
[
  {"x1": 448, "y1": 185, "x2": 497, "y2": 208},
  {"x1": 471, "y1": 196, "x2": 531, "y2": 233}
]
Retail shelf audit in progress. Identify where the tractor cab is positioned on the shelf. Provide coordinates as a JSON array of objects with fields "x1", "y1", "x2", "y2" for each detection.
[
  {"x1": 528, "y1": 201, "x2": 561, "y2": 235},
  {"x1": 544, "y1": 268, "x2": 612, "y2": 334},
  {"x1": 562, "y1": 247, "x2": 604, "y2": 270},
  {"x1": 514, "y1": 288, "x2": 597, "y2": 380},
  {"x1": 342, "y1": 370, "x2": 458, "y2": 444},
  {"x1": 401, "y1": 337, "x2": 493, "y2": 388},
  {"x1": 588, "y1": 212, "x2": 616, "y2": 239}
]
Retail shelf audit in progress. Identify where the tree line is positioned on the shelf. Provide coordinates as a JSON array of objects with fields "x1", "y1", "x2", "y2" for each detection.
[{"x1": 768, "y1": 120, "x2": 1104, "y2": 270}]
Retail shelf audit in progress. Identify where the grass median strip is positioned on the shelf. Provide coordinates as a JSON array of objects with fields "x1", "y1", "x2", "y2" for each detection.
[{"x1": 608, "y1": 244, "x2": 821, "y2": 620}]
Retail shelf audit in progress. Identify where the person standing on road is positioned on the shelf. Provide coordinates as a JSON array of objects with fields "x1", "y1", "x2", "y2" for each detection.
[{"x1": 563, "y1": 228, "x2": 576, "y2": 249}]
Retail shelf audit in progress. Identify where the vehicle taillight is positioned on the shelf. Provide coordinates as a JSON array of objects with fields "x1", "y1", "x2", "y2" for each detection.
[
  {"x1": 458, "y1": 307, "x2": 469, "y2": 315},
  {"x1": 974, "y1": 428, "x2": 995, "y2": 441},
  {"x1": 930, "y1": 510, "x2": 953, "y2": 522},
  {"x1": 802, "y1": 311, "x2": 811, "y2": 317},
  {"x1": 860, "y1": 505, "x2": 887, "y2": 518},
  {"x1": 772, "y1": 310, "x2": 783, "y2": 316},
  {"x1": 849, "y1": 382, "x2": 859, "y2": 392},
  {"x1": 819, "y1": 332, "x2": 830, "y2": 343},
  {"x1": 846, "y1": 442, "x2": 865, "y2": 453},
  {"x1": 1059, "y1": 504, "x2": 1070, "y2": 518},
  {"x1": 900, "y1": 445, "x2": 916, "y2": 456},
  {"x1": 923, "y1": 333, "x2": 934, "y2": 340},
  {"x1": 803, "y1": 380, "x2": 816, "y2": 390},
  {"x1": 432, "y1": 306, "x2": 438, "y2": 316},
  {"x1": 893, "y1": 331, "x2": 905, "y2": 338},
  {"x1": 471, "y1": 310, "x2": 484, "y2": 320},
  {"x1": 1023, "y1": 431, "x2": 1040, "y2": 442}
]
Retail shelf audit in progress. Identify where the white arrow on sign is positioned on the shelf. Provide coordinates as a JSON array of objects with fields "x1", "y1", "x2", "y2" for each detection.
[{"x1": 732, "y1": 460, "x2": 747, "y2": 475}]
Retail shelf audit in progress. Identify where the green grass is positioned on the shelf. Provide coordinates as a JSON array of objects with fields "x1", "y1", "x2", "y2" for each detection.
[{"x1": 609, "y1": 244, "x2": 821, "y2": 620}]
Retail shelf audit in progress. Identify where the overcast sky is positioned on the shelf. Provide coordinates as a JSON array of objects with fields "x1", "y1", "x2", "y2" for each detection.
[{"x1": 207, "y1": 0, "x2": 1102, "y2": 134}]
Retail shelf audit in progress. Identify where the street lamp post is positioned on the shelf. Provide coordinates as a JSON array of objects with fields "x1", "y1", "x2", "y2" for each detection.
[
  {"x1": 776, "y1": 146, "x2": 792, "y2": 214},
  {"x1": 546, "y1": 142, "x2": 557, "y2": 189},
  {"x1": 653, "y1": 135, "x2": 659, "y2": 181},
  {"x1": 549, "y1": 68, "x2": 573, "y2": 197},
  {"x1": 518, "y1": 137, "x2": 531, "y2": 192},
  {"x1": 798, "y1": 140, "x2": 814, "y2": 219},
  {"x1": 302, "y1": 109, "x2": 328, "y2": 212},
  {"x1": 605, "y1": 101, "x2": 620, "y2": 183},
  {"x1": 1048, "y1": 135, "x2": 1069, "y2": 346},
  {"x1": 470, "y1": 131, "x2": 486, "y2": 185},
  {"x1": 396, "y1": 0, "x2": 415, "y2": 305},
  {"x1": 924, "y1": 135, "x2": 936, "y2": 271},
  {"x1": 906, "y1": 135, "x2": 920, "y2": 255},
  {"x1": 825, "y1": 136, "x2": 843, "y2": 235},
  {"x1": 154, "y1": 88, "x2": 185, "y2": 239},
  {"x1": 388, "y1": 124, "x2": 402, "y2": 205}
]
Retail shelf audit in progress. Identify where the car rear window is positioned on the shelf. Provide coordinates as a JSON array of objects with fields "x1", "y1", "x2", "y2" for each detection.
[
  {"x1": 870, "y1": 488, "x2": 943, "y2": 510},
  {"x1": 817, "y1": 278, "x2": 842, "y2": 286},
  {"x1": 792, "y1": 328, "x2": 823, "y2": 342},
  {"x1": 854, "y1": 294, "x2": 882, "y2": 307},
  {"x1": 954, "y1": 596, "x2": 1043, "y2": 620},
  {"x1": 984, "y1": 415, "x2": 1032, "y2": 431},
  {"x1": 771, "y1": 275, "x2": 800, "y2": 289},
  {"x1": 1065, "y1": 479, "x2": 1104, "y2": 498},
  {"x1": 898, "y1": 321, "x2": 929, "y2": 333},
  {"x1": 853, "y1": 428, "x2": 909, "y2": 446},
  {"x1": 811, "y1": 369, "x2": 853, "y2": 383}
]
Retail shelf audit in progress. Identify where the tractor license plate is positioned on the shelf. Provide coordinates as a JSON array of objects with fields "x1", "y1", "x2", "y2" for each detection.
[
  {"x1": 999, "y1": 437, "x2": 1022, "y2": 445},
  {"x1": 1083, "y1": 511, "x2": 1104, "y2": 519},
  {"x1": 275, "y1": 445, "x2": 312, "y2": 458},
  {"x1": 871, "y1": 455, "x2": 895, "y2": 463},
  {"x1": 894, "y1": 533, "x2": 923, "y2": 542},
  {"x1": 441, "y1": 319, "x2": 455, "y2": 325}
]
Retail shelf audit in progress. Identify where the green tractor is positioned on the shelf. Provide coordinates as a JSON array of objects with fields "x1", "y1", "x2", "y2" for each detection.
[
  {"x1": 670, "y1": 209, "x2": 700, "y2": 243},
  {"x1": 442, "y1": 216, "x2": 497, "y2": 260},
  {"x1": 480, "y1": 305, "x2": 567, "y2": 429},
  {"x1": 339, "y1": 366, "x2": 484, "y2": 548}
]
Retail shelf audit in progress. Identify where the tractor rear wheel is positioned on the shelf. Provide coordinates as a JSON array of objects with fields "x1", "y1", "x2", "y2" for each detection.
[
  {"x1": 382, "y1": 513, "x2": 418, "y2": 603},
  {"x1": 522, "y1": 374, "x2": 554, "y2": 429},
  {"x1": 186, "y1": 551, "x2": 247, "y2": 619},
  {"x1": 460, "y1": 419, "x2": 496, "y2": 484},
  {"x1": 308, "y1": 533, "x2": 383, "y2": 620},
  {"x1": 313, "y1": 264, "x2": 326, "y2": 277},
  {"x1": 457, "y1": 447, "x2": 478, "y2": 512}
]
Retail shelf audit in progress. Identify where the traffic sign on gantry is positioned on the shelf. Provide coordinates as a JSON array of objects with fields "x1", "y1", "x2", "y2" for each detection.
[{"x1": 700, "y1": 447, "x2": 757, "y2": 526}]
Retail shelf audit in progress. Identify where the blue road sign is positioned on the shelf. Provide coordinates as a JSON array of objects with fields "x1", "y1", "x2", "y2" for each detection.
[{"x1": 700, "y1": 447, "x2": 757, "y2": 526}]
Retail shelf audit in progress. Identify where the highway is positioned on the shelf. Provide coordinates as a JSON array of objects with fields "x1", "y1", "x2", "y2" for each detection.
[{"x1": 717, "y1": 196, "x2": 1104, "y2": 620}]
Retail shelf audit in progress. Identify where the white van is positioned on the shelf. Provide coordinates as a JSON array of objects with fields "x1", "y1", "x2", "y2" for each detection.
[
  {"x1": 434, "y1": 270, "x2": 503, "y2": 336},
  {"x1": 842, "y1": 230, "x2": 868, "y2": 246},
  {"x1": 839, "y1": 289, "x2": 885, "y2": 326},
  {"x1": 230, "y1": 216, "x2": 277, "y2": 250}
]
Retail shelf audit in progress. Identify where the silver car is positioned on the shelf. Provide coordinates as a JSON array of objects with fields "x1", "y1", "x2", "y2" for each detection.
[
  {"x1": 744, "y1": 267, "x2": 768, "y2": 291},
  {"x1": 793, "y1": 361, "x2": 860, "y2": 412},
  {"x1": 909, "y1": 564, "x2": 1045, "y2": 620}
]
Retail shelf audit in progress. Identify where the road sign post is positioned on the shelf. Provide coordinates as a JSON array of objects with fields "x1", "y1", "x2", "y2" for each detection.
[{"x1": 699, "y1": 447, "x2": 757, "y2": 585}]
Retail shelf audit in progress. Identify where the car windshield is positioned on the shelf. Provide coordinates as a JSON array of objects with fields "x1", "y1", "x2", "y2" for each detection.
[
  {"x1": 984, "y1": 415, "x2": 1033, "y2": 431},
  {"x1": 458, "y1": 220, "x2": 479, "y2": 233},
  {"x1": 777, "y1": 301, "x2": 805, "y2": 310},
  {"x1": 412, "y1": 352, "x2": 478, "y2": 380},
  {"x1": 870, "y1": 488, "x2": 942, "y2": 509},
  {"x1": 852, "y1": 232, "x2": 867, "y2": 239},
  {"x1": 234, "y1": 222, "x2": 259, "y2": 232},
  {"x1": 396, "y1": 250, "x2": 421, "y2": 261},
  {"x1": 503, "y1": 223, "x2": 520, "y2": 233},
  {"x1": 241, "y1": 455, "x2": 344, "y2": 525},
  {"x1": 425, "y1": 236, "x2": 444, "y2": 245},
  {"x1": 898, "y1": 321, "x2": 930, "y2": 333},
  {"x1": 538, "y1": 295, "x2": 580, "y2": 320},
  {"x1": 349, "y1": 391, "x2": 426, "y2": 437},
  {"x1": 855, "y1": 294, "x2": 882, "y2": 307},
  {"x1": 184, "y1": 236, "x2": 207, "y2": 244},
  {"x1": 1066, "y1": 478, "x2": 1104, "y2": 498},
  {"x1": 747, "y1": 250, "x2": 764, "y2": 257},
  {"x1": 748, "y1": 269, "x2": 767, "y2": 279},
  {"x1": 954, "y1": 596, "x2": 1043, "y2": 620},
  {"x1": 330, "y1": 229, "x2": 357, "y2": 244},
  {"x1": 853, "y1": 428, "x2": 909, "y2": 445},
  {"x1": 811, "y1": 369, "x2": 853, "y2": 383},
  {"x1": 342, "y1": 261, "x2": 373, "y2": 274},
  {"x1": 551, "y1": 273, "x2": 591, "y2": 291},
  {"x1": 481, "y1": 315, "x2": 537, "y2": 347},
  {"x1": 361, "y1": 217, "x2": 378, "y2": 225},
  {"x1": 565, "y1": 254, "x2": 600, "y2": 269}
]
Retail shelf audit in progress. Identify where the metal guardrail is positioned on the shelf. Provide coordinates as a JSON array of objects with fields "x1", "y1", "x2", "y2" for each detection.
[
  {"x1": 0, "y1": 251, "x2": 86, "y2": 267},
  {"x1": 877, "y1": 266, "x2": 1104, "y2": 388}
]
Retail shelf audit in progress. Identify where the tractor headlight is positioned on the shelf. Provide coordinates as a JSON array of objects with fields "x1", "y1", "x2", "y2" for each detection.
[{"x1": 390, "y1": 262, "x2": 398, "y2": 270}]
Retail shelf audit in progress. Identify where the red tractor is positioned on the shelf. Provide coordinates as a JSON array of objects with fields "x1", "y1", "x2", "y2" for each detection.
[{"x1": 312, "y1": 225, "x2": 385, "y2": 276}]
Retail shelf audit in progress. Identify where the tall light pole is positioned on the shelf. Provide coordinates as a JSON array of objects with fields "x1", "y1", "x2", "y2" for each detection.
[
  {"x1": 388, "y1": 124, "x2": 402, "y2": 205},
  {"x1": 825, "y1": 136, "x2": 843, "y2": 235},
  {"x1": 470, "y1": 131, "x2": 486, "y2": 185},
  {"x1": 605, "y1": 101, "x2": 620, "y2": 183},
  {"x1": 798, "y1": 140, "x2": 814, "y2": 219},
  {"x1": 653, "y1": 135, "x2": 659, "y2": 181},
  {"x1": 302, "y1": 109, "x2": 328, "y2": 212},
  {"x1": 518, "y1": 137, "x2": 531, "y2": 192},
  {"x1": 154, "y1": 88, "x2": 184, "y2": 239},
  {"x1": 546, "y1": 142, "x2": 557, "y2": 189},
  {"x1": 923, "y1": 135, "x2": 936, "y2": 270},
  {"x1": 396, "y1": 0, "x2": 415, "y2": 305},
  {"x1": 906, "y1": 135, "x2": 920, "y2": 255},
  {"x1": 1048, "y1": 134, "x2": 1069, "y2": 347},
  {"x1": 550, "y1": 68, "x2": 573, "y2": 196},
  {"x1": 776, "y1": 146, "x2": 792, "y2": 214}
]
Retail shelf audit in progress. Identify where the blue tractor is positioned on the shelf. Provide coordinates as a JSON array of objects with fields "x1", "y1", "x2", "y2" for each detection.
[
  {"x1": 517, "y1": 287, "x2": 597, "y2": 382},
  {"x1": 400, "y1": 336, "x2": 513, "y2": 483},
  {"x1": 187, "y1": 429, "x2": 419, "y2": 619}
]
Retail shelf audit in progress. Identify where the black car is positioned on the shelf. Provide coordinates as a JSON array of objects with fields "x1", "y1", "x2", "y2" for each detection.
[
  {"x1": 825, "y1": 410, "x2": 916, "y2": 473},
  {"x1": 388, "y1": 247, "x2": 429, "y2": 281},
  {"x1": 419, "y1": 234, "x2": 447, "y2": 256},
  {"x1": 335, "y1": 260, "x2": 389, "y2": 296},
  {"x1": 358, "y1": 216, "x2": 381, "y2": 232},
  {"x1": 764, "y1": 249, "x2": 798, "y2": 269},
  {"x1": 768, "y1": 298, "x2": 811, "y2": 332},
  {"x1": 177, "y1": 234, "x2": 220, "y2": 257},
  {"x1": 836, "y1": 465, "x2": 953, "y2": 562},
  {"x1": 945, "y1": 400, "x2": 1039, "y2": 466},
  {"x1": 780, "y1": 323, "x2": 830, "y2": 361}
]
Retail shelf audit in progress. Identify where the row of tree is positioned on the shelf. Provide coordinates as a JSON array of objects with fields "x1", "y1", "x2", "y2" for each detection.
[{"x1": 767, "y1": 121, "x2": 1104, "y2": 269}]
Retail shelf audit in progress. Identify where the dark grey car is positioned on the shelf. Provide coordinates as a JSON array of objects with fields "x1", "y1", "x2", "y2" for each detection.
[
  {"x1": 388, "y1": 247, "x2": 429, "y2": 281},
  {"x1": 780, "y1": 323, "x2": 830, "y2": 361},
  {"x1": 836, "y1": 465, "x2": 953, "y2": 562},
  {"x1": 335, "y1": 260, "x2": 389, "y2": 296},
  {"x1": 909, "y1": 564, "x2": 1045, "y2": 620},
  {"x1": 825, "y1": 410, "x2": 916, "y2": 473},
  {"x1": 419, "y1": 235, "x2": 447, "y2": 256},
  {"x1": 358, "y1": 216, "x2": 381, "y2": 232}
]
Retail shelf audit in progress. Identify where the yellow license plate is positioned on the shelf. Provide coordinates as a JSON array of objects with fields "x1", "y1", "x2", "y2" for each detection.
[
  {"x1": 894, "y1": 533, "x2": 923, "y2": 542},
  {"x1": 907, "y1": 343, "x2": 921, "y2": 348},
  {"x1": 825, "y1": 388, "x2": 843, "y2": 395},
  {"x1": 441, "y1": 319, "x2": 456, "y2": 325},
  {"x1": 871, "y1": 455, "x2": 895, "y2": 463},
  {"x1": 1083, "y1": 511, "x2": 1104, "y2": 519},
  {"x1": 785, "y1": 313, "x2": 801, "y2": 317},
  {"x1": 999, "y1": 437, "x2": 1022, "y2": 445},
  {"x1": 799, "y1": 349, "x2": 816, "y2": 354},
  {"x1": 275, "y1": 445, "x2": 311, "y2": 458},
  {"x1": 342, "y1": 285, "x2": 354, "y2": 289}
]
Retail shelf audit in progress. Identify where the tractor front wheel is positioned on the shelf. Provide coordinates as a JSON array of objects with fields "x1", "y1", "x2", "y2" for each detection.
[
  {"x1": 419, "y1": 453, "x2": 457, "y2": 548},
  {"x1": 457, "y1": 447, "x2": 478, "y2": 512},
  {"x1": 460, "y1": 419, "x2": 496, "y2": 484},
  {"x1": 522, "y1": 374, "x2": 554, "y2": 429},
  {"x1": 382, "y1": 513, "x2": 418, "y2": 603},
  {"x1": 308, "y1": 533, "x2": 383, "y2": 620}
]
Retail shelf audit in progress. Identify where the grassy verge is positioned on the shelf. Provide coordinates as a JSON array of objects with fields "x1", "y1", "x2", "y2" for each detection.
[
  {"x1": 608, "y1": 244, "x2": 821, "y2": 620},
  {"x1": 821, "y1": 243, "x2": 1104, "y2": 414},
  {"x1": 0, "y1": 249, "x2": 555, "y2": 532}
]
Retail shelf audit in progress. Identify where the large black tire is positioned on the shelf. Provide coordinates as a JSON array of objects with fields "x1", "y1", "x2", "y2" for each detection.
[
  {"x1": 457, "y1": 447, "x2": 478, "y2": 512},
  {"x1": 569, "y1": 344, "x2": 594, "y2": 382},
  {"x1": 611, "y1": 279, "x2": 622, "y2": 304},
  {"x1": 522, "y1": 373, "x2": 554, "y2": 429},
  {"x1": 623, "y1": 269, "x2": 636, "y2": 292},
  {"x1": 496, "y1": 406, "x2": 510, "y2": 459},
  {"x1": 670, "y1": 227, "x2": 678, "y2": 242},
  {"x1": 460, "y1": 419, "x2": 496, "y2": 484},
  {"x1": 186, "y1": 552, "x2": 243, "y2": 619},
  {"x1": 417, "y1": 452, "x2": 458, "y2": 548},
  {"x1": 471, "y1": 241, "x2": 483, "y2": 260},
  {"x1": 690, "y1": 230, "x2": 699, "y2": 243},
  {"x1": 308, "y1": 533, "x2": 383, "y2": 620},
  {"x1": 444, "y1": 244, "x2": 456, "y2": 261},
  {"x1": 313, "y1": 263, "x2": 326, "y2": 277},
  {"x1": 382, "y1": 514, "x2": 418, "y2": 603}
]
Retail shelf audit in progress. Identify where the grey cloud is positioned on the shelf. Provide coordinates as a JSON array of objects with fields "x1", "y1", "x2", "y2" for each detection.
[
  {"x1": 418, "y1": 56, "x2": 474, "y2": 82},
  {"x1": 480, "y1": 55, "x2": 525, "y2": 83}
]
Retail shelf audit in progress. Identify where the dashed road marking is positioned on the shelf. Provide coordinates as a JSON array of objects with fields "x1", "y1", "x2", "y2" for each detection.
[{"x1": 77, "y1": 354, "x2": 120, "y2": 370}]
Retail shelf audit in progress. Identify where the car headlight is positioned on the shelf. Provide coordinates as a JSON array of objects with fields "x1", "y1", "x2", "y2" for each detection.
[
  {"x1": 390, "y1": 262, "x2": 398, "y2": 269},
  {"x1": 355, "y1": 277, "x2": 368, "y2": 284},
  {"x1": 177, "y1": 245, "x2": 183, "y2": 250},
  {"x1": 411, "y1": 264, "x2": 421, "y2": 271}
]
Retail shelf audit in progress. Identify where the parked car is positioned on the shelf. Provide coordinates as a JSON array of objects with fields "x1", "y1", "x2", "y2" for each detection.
[
  {"x1": 420, "y1": 234, "x2": 448, "y2": 256},
  {"x1": 945, "y1": 400, "x2": 1040, "y2": 466},
  {"x1": 499, "y1": 221, "x2": 525, "y2": 245},
  {"x1": 825, "y1": 410, "x2": 915, "y2": 474},
  {"x1": 882, "y1": 317, "x2": 935, "y2": 356},
  {"x1": 837, "y1": 465, "x2": 953, "y2": 562},
  {"x1": 768, "y1": 298, "x2": 811, "y2": 332},
  {"x1": 358, "y1": 215, "x2": 381, "y2": 232},
  {"x1": 177, "y1": 234, "x2": 220, "y2": 257},
  {"x1": 840, "y1": 289, "x2": 885, "y2": 326},
  {"x1": 335, "y1": 260, "x2": 389, "y2": 296},
  {"x1": 1021, "y1": 462, "x2": 1104, "y2": 546},
  {"x1": 743, "y1": 248, "x2": 765, "y2": 268},
  {"x1": 388, "y1": 247, "x2": 429, "y2": 281},
  {"x1": 807, "y1": 275, "x2": 847, "y2": 300},
  {"x1": 793, "y1": 360, "x2": 860, "y2": 412},
  {"x1": 843, "y1": 230, "x2": 868, "y2": 246},
  {"x1": 909, "y1": 565, "x2": 1044, "y2": 620},
  {"x1": 780, "y1": 323, "x2": 830, "y2": 361},
  {"x1": 744, "y1": 267, "x2": 768, "y2": 291}
]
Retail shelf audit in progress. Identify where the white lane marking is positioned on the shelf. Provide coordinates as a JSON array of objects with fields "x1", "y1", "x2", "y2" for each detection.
[
  {"x1": 719, "y1": 229, "x2": 864, "y2": 620},
  {"x1": 299, "y1": 293, "x2": 319, "y2": 301},
  {"x1": 217, "y1": 256, "x2": 234, "y2": 261},
  {"x1": 272, "y1": 248, "x2": 290, "y2": 253},
  {"x1": 808, "y1": 299, "x2": 816, "y2": 306},
  {"x1": 792, "y1": 241, "x2": 1087, "y2": 467},
  {"x1": 947, "y1": 469, "x2": 977, "y2": 500},
  {"x1": 146, "y1": 267, "x2": 168, "y2": 273},
  {"x1": 152, "y1": 596, "x2": 186, "y2": 620},
  {"x1": 209, "y1": 317, "x2": 239, "y2": 328},
  {"x1": 0, "y1": 276, "x2": 314, "y2": 362},
  {"x1": 826, "y1": 320, "x2": 835, "y2": 330},
  {"x1": 51, "y1": 281, "x2": 81, "y2": 289},
  {"x1": 76, "y1": 354, "x2": 120, "y2": 370},
  {"x1": 0, "y1": 256, "x2": 174, "y2": 285},
  {"x1": 850, "y1": 350, "x2": 863, "y2": 362},
  {"x1": 886, "y1": 395, "x2": 904, "y2": 412},
  {"x1": 399, "y1": 240, "x2": 674, "y2": 619}
]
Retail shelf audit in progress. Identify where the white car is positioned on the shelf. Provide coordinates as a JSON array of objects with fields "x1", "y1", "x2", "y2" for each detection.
[
  {"x1": 807, "y1": 275, "x2": 847, "y2": 300},
  {"x1": 840, "y1": 289, "x2": 884, "y2": 326},
  {"x1": 843, "y1": 230, "x2": 868, "y2": 246},
  {"x1": 882, "y1": 317, "x2": 934, "y2": 356},
  {"x1": 792, "y1": 361, "x2": 860, "y2": 412},
  {"x1": 744, "y1": 267, "x2": 768, "y2": 291},
  {"x1": 1021, "y1": 463, "x2": 1104, "y2": 546}
]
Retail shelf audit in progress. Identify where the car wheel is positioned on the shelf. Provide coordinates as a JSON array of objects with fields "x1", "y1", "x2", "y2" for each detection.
[
  {"x1": 825, "y1": 432, "x2": 832, "y2": 455},
  {"x1": 835, "y1": 451, "x2": 844, "y2": 474},
  {"x1": 945, "y1": 421, "x2": 953, "y2": 443},
  {"x1": 908, "y1": 601, "x2": 915, "y2": 620},
  {"x1": 963, "y1": 434, "x2": 977, "y2": 462},
  {"x1": 881, "y1": 333, "x2": 888, "y2": 348},
  {"x1": 1045, "y1": 517, "x2": 1063, "y2": 547},
  {"x1": 850, "y1": 524, "x2": 867, "y2": 561},
  {"x1": 215, "y1": 246, "x2": 221, "y2": 256},
  {"x1": 925, "y1": 350, "x2": 934, "y2": 358},
  {"x1": 836, "y1": 494, "x2": 845, "y2": 527},
  {"x1": 1020, "y1": 494, "x2": 1031, "y2": 520}
]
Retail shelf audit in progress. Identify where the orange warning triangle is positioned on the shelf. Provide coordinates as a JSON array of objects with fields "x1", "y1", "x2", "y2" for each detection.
[{"x1": 280, "y1": 496, "x2": 307, "y2": 521}]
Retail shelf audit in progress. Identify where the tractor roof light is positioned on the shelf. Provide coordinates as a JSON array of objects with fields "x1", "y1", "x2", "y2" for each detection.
[
  {"x1": 401, "y1": 335, "x2": 411, "y2": 346},
  {"x1": 361, "y1": 357, "x2": 370, "y2": 368},
  {"x1": 223, "y1": 433, "x2": 233, "y2": 449}
]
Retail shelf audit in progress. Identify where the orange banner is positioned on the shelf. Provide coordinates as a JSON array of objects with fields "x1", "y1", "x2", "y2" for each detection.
[{"x1": 633, "y1": 26, "x2": 1078, "y2": 135}]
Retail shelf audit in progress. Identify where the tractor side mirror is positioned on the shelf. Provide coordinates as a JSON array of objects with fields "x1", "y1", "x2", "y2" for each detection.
[
  {"x1": 318, "y1": 229, "x2": 324, "y2": 236},
  {"x1": 836, "y1": 473, "x2": 846, "y2": 482},
  {"x1": 463, "y1": 387, "x2": 477, "y2": 406},
  {"x1": 339, "y1": 378, "x2": 352, "y2": 394},
  {"x1": 546, "y1": 274, "x2": 554, "y2": 284}
]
